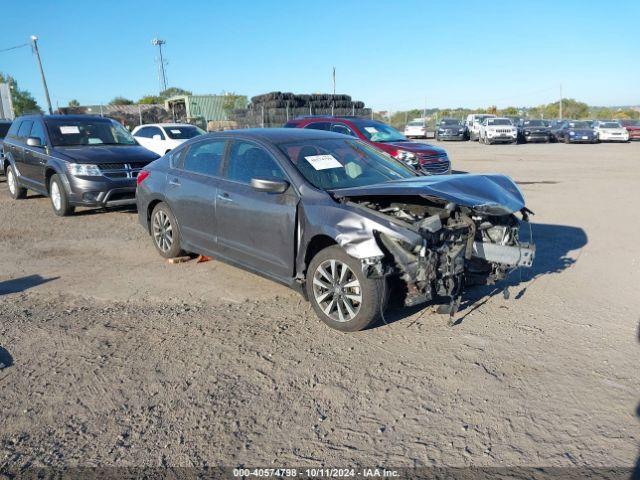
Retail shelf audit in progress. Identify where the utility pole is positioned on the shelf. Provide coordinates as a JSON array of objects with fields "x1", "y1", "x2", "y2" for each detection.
[
  {"x1": 152, "y1": 38, "x2": 168, "y2": 93},
  {"x1": 331, "y1": 67, "x2": 336, "y2": 116},
  {"x1": 559, "y1": 84, "x2": 563, "y2": 120},
  {"x1": 30, "y1": 36, "x2": 53, "y2": 114},
  {"x1": 423, "y1": 96, "x2": 427, "y2": 127}
]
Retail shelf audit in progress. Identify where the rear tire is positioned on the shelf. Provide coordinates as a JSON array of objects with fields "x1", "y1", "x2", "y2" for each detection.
[
  {"x1": 49, "y1": 174, "x2": 75, "y2": 216},
  {"x1": 151, "y1": 202, "x2": 184, "y2": 259},
  {"x1": 306, "y1": 245, "x2": 386, "y2": 332},
  {"x1": 6, "y1": 165, "x2": 27, "y2": 200}
]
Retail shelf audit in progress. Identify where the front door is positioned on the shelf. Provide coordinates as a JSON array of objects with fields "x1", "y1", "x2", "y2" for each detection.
[
  {"x1": 22, "y1": 120, "x2": 48, "y2": 187},
  {"x1": 164, "y1": 138, "x2": 227, "y2": 253},
  {"x1": 216, "y1": 140, "x2": 297, "y2": 280}
]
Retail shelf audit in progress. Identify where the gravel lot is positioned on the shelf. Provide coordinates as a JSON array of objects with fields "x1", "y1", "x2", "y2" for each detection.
[{"x1": 0, "y1": 141, "x2": 639, "y2": 470}]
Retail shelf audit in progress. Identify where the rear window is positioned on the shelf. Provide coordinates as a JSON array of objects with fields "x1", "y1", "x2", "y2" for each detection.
[{"x1": 164, "y1": 125, "x2": 205, "y2": 140}]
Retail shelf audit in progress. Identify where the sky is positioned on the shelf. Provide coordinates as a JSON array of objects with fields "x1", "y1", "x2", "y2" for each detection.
[{"x1": 1, "y1": 0, "x2": 638, "y2": 112}]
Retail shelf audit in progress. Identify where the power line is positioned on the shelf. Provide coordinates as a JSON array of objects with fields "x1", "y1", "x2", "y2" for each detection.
[{"x1": 0, "y1": 42, "x2": 30, "y2": 53}]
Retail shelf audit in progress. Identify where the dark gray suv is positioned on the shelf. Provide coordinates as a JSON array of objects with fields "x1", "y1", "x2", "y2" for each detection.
[
  {"x1": 2, "y1": 115, "x2": 158, "y2": 216},
  {"x1": 136, "y1": 129, "x2": 535, "y2": 331}
]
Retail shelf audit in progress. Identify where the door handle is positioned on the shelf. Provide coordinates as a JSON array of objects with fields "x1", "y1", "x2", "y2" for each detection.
[
  {"x1": 217, "y1": 192, "x2": 233, "y2": 202},
  {"x1": 169, "y1": 178, "x2": 181, "y2": 186}
]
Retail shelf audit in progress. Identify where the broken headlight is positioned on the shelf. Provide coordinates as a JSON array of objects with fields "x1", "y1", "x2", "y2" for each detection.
[{"x1": 484, "y1": 225, "x2": 509, "y2": 244}]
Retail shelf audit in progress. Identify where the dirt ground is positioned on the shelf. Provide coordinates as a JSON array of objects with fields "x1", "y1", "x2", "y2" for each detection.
[{"x1": 0, "y1": 141, "x2": 639, "y2": 470}]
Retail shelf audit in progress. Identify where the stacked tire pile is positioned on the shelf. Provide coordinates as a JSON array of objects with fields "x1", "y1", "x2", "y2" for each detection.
[{"x1": 231, "y1": 92, "x2": 371, "y2": 128}]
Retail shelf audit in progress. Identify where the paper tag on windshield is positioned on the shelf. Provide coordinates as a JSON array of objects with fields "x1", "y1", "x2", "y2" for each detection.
[
  {"x1": 364, "y1": 127, "x2": 378, "y2": 134},
  {"x1": 304, "y1": 154, "x2": 342, "y2": 170},
  {"x1": 60, "y1": 126, "x2": 80, "y2": 134},
  {"x1": 170, "y1": 129, "x2": 182, "y2": 134}
]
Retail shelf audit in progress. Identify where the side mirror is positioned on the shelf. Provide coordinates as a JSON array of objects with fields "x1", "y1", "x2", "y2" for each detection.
[
  {"x1": 26, "y1": 137, "x2": 44, "y2": 148},
  {"x1": 251, "y1": 177, "x2": 289, "y2": 194},
  {"x1": 152, "y1": 134, "x2": 162, "y2": 141}
]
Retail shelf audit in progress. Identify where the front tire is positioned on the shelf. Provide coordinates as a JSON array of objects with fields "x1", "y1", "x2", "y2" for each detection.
[
  {"x1": 151, "y1": 202, "x2": 184, "y2": 259},
  {"x1": 49, "y1": 174, "x2": 75, "y2": 216},
  {"x1": 306, "y1": 246, "x2": 386, "y2": 332},
  {"x1": 6, "y1": 165, "x2": 27, "y2": 200}
]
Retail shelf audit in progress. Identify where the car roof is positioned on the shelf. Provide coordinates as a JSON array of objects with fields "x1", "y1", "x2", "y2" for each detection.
[
  {"x1": 205, "y1": 128, "x2": 349, "y2": 143},
  {"x1": 15, "y1": 114, "x2": 113, "y2": 122},
  {"x1": 136, "y1": 123, "x2": 195, "y2": 128}
]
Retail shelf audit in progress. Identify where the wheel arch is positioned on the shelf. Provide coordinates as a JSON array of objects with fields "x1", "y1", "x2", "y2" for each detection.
[{"x1": 303, "y1": 234, "x2": 337, "y2": 273}]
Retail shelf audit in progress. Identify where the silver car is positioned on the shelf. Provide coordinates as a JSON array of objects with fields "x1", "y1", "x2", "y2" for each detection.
[{"x1": 136, "y1": 129, "x2": 535, "y2": 331}]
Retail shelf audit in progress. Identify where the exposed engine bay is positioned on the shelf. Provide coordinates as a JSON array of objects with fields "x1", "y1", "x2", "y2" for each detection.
[{"x1": 348, "y1": 196, "x2": 535, "y2": 316}]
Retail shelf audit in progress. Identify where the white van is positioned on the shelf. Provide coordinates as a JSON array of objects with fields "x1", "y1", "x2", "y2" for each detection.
[{"x1": 465, "y1": 114, "x2": 497, "y2": 141}]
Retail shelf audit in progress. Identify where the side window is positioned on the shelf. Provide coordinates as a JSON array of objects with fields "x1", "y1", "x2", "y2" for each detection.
[
  {"x1": 225, "y1": 141, "x2": 285, "y2": 184},
  {"x1": 330, "y1": 123, "x2": 356, "y2": 137},
  {"x1": 182, "y1": 139, "x2": 226, "y2": 176},
  {"x1": 29, "y1": 121, "x2": 46, "y2": 144},
  {"x1": 148, "y1": 126, "x2": 164, "y2": 139},
  {"x1": 6, "y1": 121, "x2": 20, "y2": 138},
  {"x1": 17, "y1": 121, "x2": 34, "y2": 140},
  {"x1": 304, "y1": 122, "x2": 331, "y2": 131},
  {"x1": 134, "y1": 127, "x2": 150, "y2": 138}
]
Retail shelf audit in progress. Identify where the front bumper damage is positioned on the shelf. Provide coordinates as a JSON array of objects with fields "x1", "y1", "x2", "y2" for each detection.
[{"x1": 330, "y1": 174, "x2": 535, "y2": 317}]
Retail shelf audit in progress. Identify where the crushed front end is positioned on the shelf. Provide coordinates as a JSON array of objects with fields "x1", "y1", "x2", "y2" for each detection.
[{"x1": 347, "y1": 196, "x2": 535, "y2": 315}]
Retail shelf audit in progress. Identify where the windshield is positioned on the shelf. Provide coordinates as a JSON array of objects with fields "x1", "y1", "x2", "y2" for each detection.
[
  {"x1": 164, "y1": 125, "x2": 206, "y2": 139},
  {"x1": 620, "y1": 119, "x2": 640, "y2": 127},
  {"x1": 441, "y1": 119, "x2": 462, "y2": 126},
  {"x1": 355, "y1": 122, "x2": 406, "y2": 143},
  {"x1": 599, "y1": 122, "x2": 621, "y2": 128},
  {"x1": 0, "y1": 123, "x2": 11, "y2": 138},
  {"x1": 524, "y1": 120, "x2": 548, "y2": 127},
  {"x1": 487, "y1": 119, "x2": 513, "y2": 126},
  {"x1": 568, "y1": 121, "x2": 589, "y2": 129},
  {"x1": 278, "y1": 138, "x2": 416, "y2": 190},
  {"x1": 45, "y1": 118, "x2": 137, "y2": 147},
  {"x1": 407, "y1": 121, "x2": 424, "y2": 127}
]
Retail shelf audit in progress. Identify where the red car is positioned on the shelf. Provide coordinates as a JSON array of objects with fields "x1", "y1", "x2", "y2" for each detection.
[
  {"x1": 619, "y1": 119, "x2": 640, "y2": 140},
  {"x1": 284, "y1": 116, "x2": 451, "y2": 175}
]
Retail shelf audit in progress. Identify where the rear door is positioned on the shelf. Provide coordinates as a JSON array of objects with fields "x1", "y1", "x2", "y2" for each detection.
[
  {"x1": 216, "y1": 140, "x2": 298, "y2": 279},
  {"x1": 164, "y1": 138, "x2": 227, "y2": 253}
]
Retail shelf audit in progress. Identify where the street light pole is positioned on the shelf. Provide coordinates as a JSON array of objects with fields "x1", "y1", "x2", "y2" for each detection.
[
  {"x1": 152, "y1": 38, "x2": 168, "y2": 93},
  {"x1": 30, "y1": 36, "x2": 53, "y2": 114}
]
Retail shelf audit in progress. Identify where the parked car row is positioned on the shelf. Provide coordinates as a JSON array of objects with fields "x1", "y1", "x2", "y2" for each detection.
[
  {"x1": 436, "y1": 114, "x2": 636, "y2": 145},
  {"x1": 1, "y1": 113, "x2": 535, "y2": 331}
]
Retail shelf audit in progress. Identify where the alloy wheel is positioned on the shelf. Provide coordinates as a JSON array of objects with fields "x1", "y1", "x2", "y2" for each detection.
[
  {"x1": 152, "y1": 210, "x2": 173, "y2": 253},
  {"x1": 51, "y1": 181, "x2": 61, "y2": 210},
  {"x1": 7, "y1": 168, "x2": 16, "y2": 195},
  {"x1": 312, "y1": 259, "x2": 362, "y2": 322}
]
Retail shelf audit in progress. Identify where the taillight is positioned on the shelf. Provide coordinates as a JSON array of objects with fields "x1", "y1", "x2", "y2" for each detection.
[{"x1": 136, "y1": 170, "x2": 150, "y2": 185}]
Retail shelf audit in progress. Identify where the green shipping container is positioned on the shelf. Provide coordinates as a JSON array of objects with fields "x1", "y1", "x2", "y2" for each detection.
[{"x1": 165, "y1": 94, "x2": 247, "y2": 124}]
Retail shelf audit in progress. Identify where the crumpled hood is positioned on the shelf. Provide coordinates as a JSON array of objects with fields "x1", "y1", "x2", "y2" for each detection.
[
  {"x1": 331, "y1": 173, "x2": 526, "y2": 215},
  {"x1": 377, "y1": 141, "x2": 446, "y2": 156},
  {"x1": 54, "y1": 145, "x2": 159, "y2": 164}
]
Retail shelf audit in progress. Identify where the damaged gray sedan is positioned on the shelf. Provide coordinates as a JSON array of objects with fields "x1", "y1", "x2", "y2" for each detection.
[{"x1": 137, "y1": 129, "x2": 534, "y2": 331}]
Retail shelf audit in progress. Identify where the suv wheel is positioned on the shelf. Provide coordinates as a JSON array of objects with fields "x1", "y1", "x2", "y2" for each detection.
[
  {"x1": 6, "y1": 165, "x2": 27, "y2": 200},
  {"x1": 306, "y1": 245, "x2": 386, "y2": 332},
  {"x1": 49, "y1": 174, "x2": 75, "y2": 216},
  {"x1": 151, "y1": 202, "x2": 184, "y2": 258}
]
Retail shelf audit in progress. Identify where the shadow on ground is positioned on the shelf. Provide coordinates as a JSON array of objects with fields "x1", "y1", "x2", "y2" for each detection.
[
  {"x1": 0, "y1": 347, "x2": 13, "y2": 370},
  {"x1": 0, "y1": 275, "x2": 59, "y2": 295},
  {"x1": 73, "y1": 205, "x2": 138, "y2": 216},
  {"x1": 382, "y1": 222, "x2": 588, "y2": 327}
]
